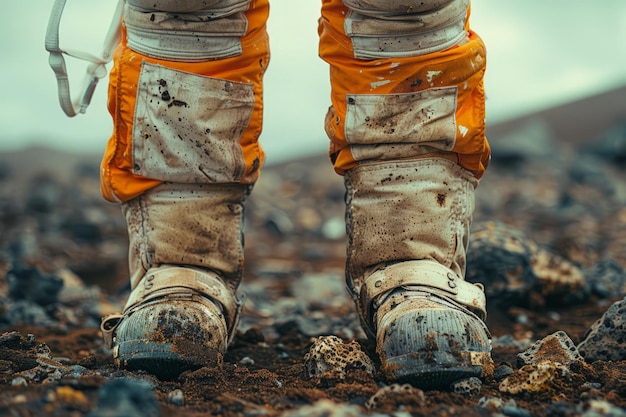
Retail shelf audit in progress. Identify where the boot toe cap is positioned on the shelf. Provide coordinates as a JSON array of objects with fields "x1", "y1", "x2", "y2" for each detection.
[
  {"x1": 377, "y1": 298, "x2": 493, "y2": 389},
  {"x1": 115, "y1": 299, "x2": 227, "y2": 379}
]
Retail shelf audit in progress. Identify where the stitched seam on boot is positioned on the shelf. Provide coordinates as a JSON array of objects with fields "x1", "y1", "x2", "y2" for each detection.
[{"x1": 138, "y1": 193, "x2": 153, "y2": 273}]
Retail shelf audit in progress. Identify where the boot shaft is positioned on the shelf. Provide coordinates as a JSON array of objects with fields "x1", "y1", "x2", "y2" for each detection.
[
  {"x1": 122, "y1": 182, "x2": 251, "y2": 292},
  {"x1": 102, "y1": 182, "x2": 250, "y2": 352},
  {"x1": 344, "y1": 158, "x2": 477, "y2": 289},
  {"x1": 344, "y1": 158, "x2": 486, "y2": 336}
]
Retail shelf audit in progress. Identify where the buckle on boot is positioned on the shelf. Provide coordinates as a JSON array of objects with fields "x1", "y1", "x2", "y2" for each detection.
[
  {"x1": 101, "y1": 313, "x2": 123, "y2": 350},
  {"x1": 119, "y1": 266, "x2": 244, "y2": 346},
  {"x1": 358, "y1": 260, "x2": 487, "y2": 337}
]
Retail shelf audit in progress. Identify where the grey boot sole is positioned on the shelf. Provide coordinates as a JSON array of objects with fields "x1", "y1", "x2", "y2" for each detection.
[
  {"x1": 377, "y1": 298, "x2": 492, "y2": 390},
  {"x1": 116, "y1": 339, "x2": 223, "y2": 380},
  {"x1": 382, "y1": 351, "x2": 488, "y2": 389}
]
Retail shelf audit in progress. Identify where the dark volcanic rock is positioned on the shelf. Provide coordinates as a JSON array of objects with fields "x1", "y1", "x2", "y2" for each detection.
[
  {"x1": 87, "y1": 378, "x2": 159, "y2": 417},
  {"x1": 7, "y1": 264, "x2": 63, "y2": 307},
  {"x1": 578, "y1": 296, "x2": 626, "y2": 362}
]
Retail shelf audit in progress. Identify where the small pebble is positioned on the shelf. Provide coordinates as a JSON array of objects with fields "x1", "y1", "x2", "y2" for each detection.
[
  {"x1": 494, "y1": 364, "x2": 515, "y2": 381},
  {"x1": 547, "y1": 311, "x2": 561, "y2": 321},
  {"x1": 89, "y1": 378, "x2": 158, "y2": 417},
  {"x1": 478, "y1": 396, "x2": 503, "y2": 410},
  {"x1": 582, "y1": 382, "x2": 602, "y2": 390},
  {"x1": 167, "y1": 389, "x2": 184, "y2": 406},
  {"x1": 239, "y1": 356, "x2": 255, "y2": 366},
  {"x1": 69, "y1": 365, "x2": 89, "y2": 376},
  {"x1": 366, "y1": 384, "x2": 425, "y2": 409},
  {"x1": 585, "y1": 259, "x2": 626, "y2": 298},
  {"x1": 11, "y1": 377, "x2": 28, "y2": 387},
  {"x1": 580, "y1": 399, "x2": 626, "y2": 417},
  {"x1": 502, "y1": 404, "x2": 532, "y2": 417},
  {"x1": 451, "y1": 377, "x2": 482, "y2": 395},
  {"x1": 322, "y1": 217, "x2": 345, "y2": 240},
  {"x1": 281, "y1": 399, "x2": 363, "y2": 417},
  {"x1": 13, "y1": 394, "x2": 27, "y2": 404}
]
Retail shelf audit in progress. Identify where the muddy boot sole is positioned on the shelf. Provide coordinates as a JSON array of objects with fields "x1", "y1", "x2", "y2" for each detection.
[
  {"x1": 382, "y1": 351, "x2": 489, "y2": 389},
  {"x1": 116, "y1": 339, "x2": 223, "y2": 380}
]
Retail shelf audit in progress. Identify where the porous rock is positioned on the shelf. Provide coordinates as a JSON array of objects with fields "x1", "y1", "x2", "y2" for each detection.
[
  {"x1": 517, "y1": 331, "x2": 583, "y2": 367},
  {"x1": 303, "y1": 335, "x2": 374, "y2": 380},
  {"x1": 578, "y1": 296, "x2": 626, "y2": 362},
  {"x1": 451, "y1": 377, "x2": 482, "y2": 395},
  {"x1": 499, "y1": 361, "x2": 571, "y2": 394}
]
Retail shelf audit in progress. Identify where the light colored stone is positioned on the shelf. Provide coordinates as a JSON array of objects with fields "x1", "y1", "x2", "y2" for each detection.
[
  {"x1": 365, "y1": 384, "x2": 425, "y2": 409},
  {"x1": 280, "y1": 399, "x2": 363, "y2": 417},
  {"x1": 499, "y1": 361, "x2": 571, "y2": 394},
  {"x1": 580, "y1": 399, "x2": 626, "y2": 417}
]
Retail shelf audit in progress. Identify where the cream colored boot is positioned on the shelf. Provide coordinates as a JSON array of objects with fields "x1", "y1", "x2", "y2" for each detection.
[
  {"x1": 101, "y1": 182, "x2": 248, "y2": 379},
  {"x1": 345, "y1": 158, "x2": 493, "y2": 389}
]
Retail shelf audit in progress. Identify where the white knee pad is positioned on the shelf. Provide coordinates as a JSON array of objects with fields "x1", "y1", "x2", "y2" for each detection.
[
  {"x1": 342, "y1": 0, "x2": 469, "y2": 59},
  {"x1": 124, "y1": 0, "x2": 252, "y2": 61}
]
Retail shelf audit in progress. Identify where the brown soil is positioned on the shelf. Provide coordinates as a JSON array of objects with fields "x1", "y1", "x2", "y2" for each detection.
[{"x1": 1, "y1": 93, "x2": 626, "y2": 416}]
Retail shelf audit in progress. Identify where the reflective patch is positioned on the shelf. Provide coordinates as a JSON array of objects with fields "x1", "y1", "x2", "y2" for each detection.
[
  {"x1": 124, "y1": 1, "x2": 250, "y2": 61},
  {"x1": 342, "y1": 0, "x2": 454, "y2": 15},
  {"x1": 132, "y1": 62, "x2": 253, "y2": 184},
  {"x1": 345, "y1": 87, "x2": 457, "y2": 161},
  {"x1": 128, "y1": 0, "x2": 235, "y2": 13},
  {"x1": 343, "y1": 0, "x2": 468, "y2": 58}
]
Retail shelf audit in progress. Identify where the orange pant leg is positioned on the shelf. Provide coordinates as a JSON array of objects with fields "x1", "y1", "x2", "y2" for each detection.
[
  {"x1": 101, "y1": 1, "x2": 270, "y2": 203},
  {"x1": 318, "y1": 0, "x2": 490, "y2": 179}
]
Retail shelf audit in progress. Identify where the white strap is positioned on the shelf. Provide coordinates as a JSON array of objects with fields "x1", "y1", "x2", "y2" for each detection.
[{"x1": 45, "y1": 0, "x2": 124, "y2": 117}]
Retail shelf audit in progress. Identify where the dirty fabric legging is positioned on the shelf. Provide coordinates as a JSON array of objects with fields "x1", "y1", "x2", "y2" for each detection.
[{"x1": 100, "y1": 0, "x2": 489, "y2": 203}]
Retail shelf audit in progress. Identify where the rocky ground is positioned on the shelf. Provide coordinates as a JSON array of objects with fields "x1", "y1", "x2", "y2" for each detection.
[{"x1": 1, "y1": 98, "x2": 626, "y2": 416}]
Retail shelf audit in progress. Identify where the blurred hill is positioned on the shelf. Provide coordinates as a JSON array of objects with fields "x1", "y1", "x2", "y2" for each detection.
[{"x1": 487, "y1": 84, "x2": 626, "y2": 147}]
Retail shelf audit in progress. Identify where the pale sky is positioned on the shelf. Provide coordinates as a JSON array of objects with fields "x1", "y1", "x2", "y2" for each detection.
[{"x1": 1, "y1": 1, "x2": 625, "y2": 164}]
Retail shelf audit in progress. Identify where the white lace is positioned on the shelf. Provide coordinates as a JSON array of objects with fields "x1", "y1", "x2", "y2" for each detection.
[{"x1": 45, "y1": 0, "x2": 124, "y2": 117}]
